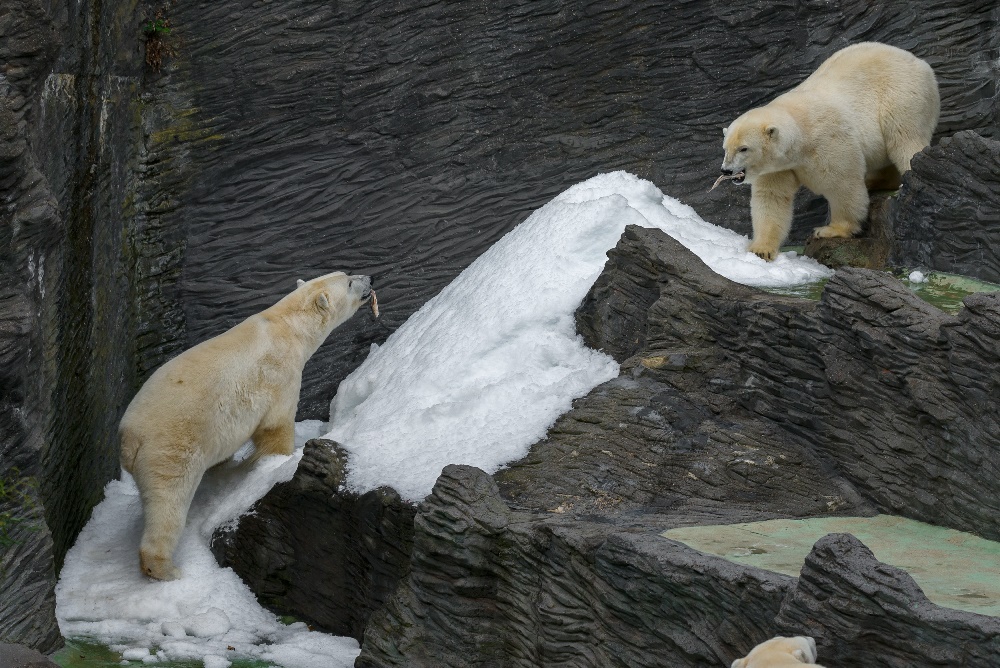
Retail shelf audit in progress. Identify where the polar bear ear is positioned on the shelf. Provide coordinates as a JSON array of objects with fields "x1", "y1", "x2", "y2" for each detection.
[
  {"x1": 731, "y1": 660, "x2": 746, "y2": 668},
  {"x1": 315, "y1": 293, "x2": 330, "y2": 311},
  {"x1": 792, "y1": 649, "x2": 809, "y2": 662},
  {"x1": 722, "y1": 126, "x2": 729, "y2": 137},
  {"x1": 296, "y1": 279, "x2": 306, "y2": 288},
  {"x1": 766, "y1": 126, "x2": 778, "y2": 138}
]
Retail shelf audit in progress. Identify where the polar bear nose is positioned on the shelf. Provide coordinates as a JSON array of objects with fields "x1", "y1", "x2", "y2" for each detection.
[
  {"x1": 349, "y1": 275, "x2": 372, "y2": 296},
  {"x1": 721, "y1": 167, "x2": 734, "y2": 175}
]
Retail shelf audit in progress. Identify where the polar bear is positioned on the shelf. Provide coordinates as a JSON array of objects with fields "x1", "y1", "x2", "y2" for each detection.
[
  {"x1": 732, "y1": 636, "x2": 825, "y2": 668},
  {"x1": 720, "y1": 42, "x2": 939, "y2": 260},
  {"x1": 120, "y1": 272, "x2": 372, "y2": 580}
]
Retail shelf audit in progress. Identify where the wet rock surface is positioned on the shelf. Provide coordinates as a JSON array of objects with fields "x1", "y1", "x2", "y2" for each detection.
[
  {"x1": 211, "y1": 440, "x2": 416, "y2": 641},
  {"x1": 890, "y1": 131, "x2": 1000, "y2": 283}
]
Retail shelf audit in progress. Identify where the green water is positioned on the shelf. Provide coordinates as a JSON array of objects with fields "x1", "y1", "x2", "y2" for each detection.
[
  {"x1": 760, "y1": 261, "x2": 1000, "y2": 313},
  {"x1": 663, "y1": 515, "x2": 1000, "y2": 616},
  {"x1": 907, "y1": 271, "x2": 1000, "y2": 313}
]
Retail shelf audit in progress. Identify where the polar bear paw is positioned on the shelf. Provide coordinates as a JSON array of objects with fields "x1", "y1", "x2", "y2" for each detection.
[
  {"x1": 141, "y1": 549, "x2": 181, "y2": 581},
  {"x1": 748, "y1": 240, "x2": 779, "y2": 262},
  {"x1": 812, "y1": 222, "x2": 860, "y2": 239}
]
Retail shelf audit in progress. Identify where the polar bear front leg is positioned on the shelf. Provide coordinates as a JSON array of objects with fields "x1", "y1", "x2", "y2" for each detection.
[{"x1": 748, "y1": 171, "x2": 798, "y2": 261}]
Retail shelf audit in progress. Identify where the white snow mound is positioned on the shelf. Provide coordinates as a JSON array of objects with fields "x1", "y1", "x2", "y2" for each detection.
[
  {"x1": 327, "y1": 171, "x2": 830, "y2": 500},
  {"x1": 56, "y1": 420, "x2": 359, "y2": 667}
]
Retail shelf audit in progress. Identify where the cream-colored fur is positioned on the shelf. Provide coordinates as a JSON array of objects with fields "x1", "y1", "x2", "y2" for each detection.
[
  {"x1": 732, "y1": 636, "x2": 825, "y2": 668},
  {"x1": 721, "y1": 42, "x2": 939, "y2": 261},
  {"x1": 120, "y1": 272, "x2": 372, "y2": 580}
]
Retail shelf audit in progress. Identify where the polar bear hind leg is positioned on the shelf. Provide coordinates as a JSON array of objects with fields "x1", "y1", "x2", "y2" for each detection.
[
  {"x1": 135, "y1": 463, "x2": 205, "y2": 580},
  {"x1": 812, "y1": 158, "x2": 869, "y2": 239}
]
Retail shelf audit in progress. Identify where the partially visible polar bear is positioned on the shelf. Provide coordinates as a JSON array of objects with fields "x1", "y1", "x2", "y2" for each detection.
[
  {"x1": 720, "y1": 42, "x2": 939, "y2": 260},
  {"x1": 732, "y1": 636, "x2": 825, "y2": 668},
  {"x1": 120, "y1": 272, "x2": 372, "y2": 580}
]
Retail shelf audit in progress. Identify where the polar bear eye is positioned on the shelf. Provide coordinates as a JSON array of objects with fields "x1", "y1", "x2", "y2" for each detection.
[{"x1": 738, "y1": 147, "x2": 749, "y2": 153}]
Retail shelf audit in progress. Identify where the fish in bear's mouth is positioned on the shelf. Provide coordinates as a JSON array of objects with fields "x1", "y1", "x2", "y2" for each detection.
[{"x1": 710, "y1": 170, "x2": 746, "y2": 190}]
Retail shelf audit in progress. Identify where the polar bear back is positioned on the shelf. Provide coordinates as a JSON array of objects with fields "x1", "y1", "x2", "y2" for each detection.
[
  {"x1": 790, "y1": 42, "x2": 939, "y2": 159},
  {"x1": 120, "y1": 315, "x2": 300, "y2": 469}
]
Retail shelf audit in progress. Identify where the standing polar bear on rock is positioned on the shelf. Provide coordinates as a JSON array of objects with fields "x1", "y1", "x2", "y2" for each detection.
[
  {"x1": 720, "y1": 42, "x2": 939, "y2": 261},
  {"x1": 120, "y1": 272, "x2": 373, "y2": 580}
]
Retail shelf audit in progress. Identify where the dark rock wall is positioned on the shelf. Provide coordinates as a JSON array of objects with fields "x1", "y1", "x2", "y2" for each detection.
[
  {"x1": 891, "y1": 131, "x2": 1000, "y2": 283},
  {"x1": 211, "y1": 440, "x2": 416, "y2": 641},
  {"x1": 136, "y1": 0, "x2": 999, "y2": 418},
  {"x1": 1, "y1": 0, "x2": 72, "y2": 651}
]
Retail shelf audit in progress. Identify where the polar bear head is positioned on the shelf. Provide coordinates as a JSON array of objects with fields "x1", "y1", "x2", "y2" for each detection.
[
  {"x1": 721, "y1": 107, "x2": 802, "y2": 185},
  {"x1": 291, "y1": 271, "x2": 373, "y2": 336},
  {"x1": 731, "y1": 636, "x2": 820, "y2": 668}
]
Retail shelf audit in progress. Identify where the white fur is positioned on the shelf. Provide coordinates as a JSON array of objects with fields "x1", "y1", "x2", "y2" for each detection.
[
  {"x1": 732, "y1": 636, "x2": 824, "y2": 668},
  {"x1": 119, "y1": 271, "x2": 371, "y2": 580},
  {"x1": 721, "y1": 42, "x2": 939, "y2": 260}
]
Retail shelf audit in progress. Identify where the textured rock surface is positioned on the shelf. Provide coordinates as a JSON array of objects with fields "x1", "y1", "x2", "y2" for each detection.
[
  {"x1": 359, "y1": 465, "x2": 795, "y2": 668},
  {"x1": 804, "y1": 194, "x2": 893, "y2": 270},
  {"x1": 0, "y1": 643, "x2": 60, "y2": 668},
  {"x1": 211, "y1": 440, "x2": 416, "y2": 640},
  {"x1": 776, "y1": 533, "x2": 1000, "y2": 667},
  {"x1": 577, "y1": 226, "x2": 1000, "y2": 540},
  {"x1": 0, "y1": 0, "x2": 71, "y2": 651},
  {"x1": 1, "y1": 0, "x2": 999, "y2": 653},
  {"x1": 356, "y1": 227, "x2": 1000, "y2": 666},
  {"x1": 92, "y1": 0, "x2": 1000, "y2": 418},
  {"x1": 890, "y1": 131, "x2": 1000, "y2": 283}
]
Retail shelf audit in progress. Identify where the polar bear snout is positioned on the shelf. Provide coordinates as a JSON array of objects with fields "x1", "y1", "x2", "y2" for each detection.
[
  {"x1": 721, "y1": 166, "x2": 747, "y2": 184},
  {"x1": 349, "y1": 274, "x2": 372, "y2": 301}
]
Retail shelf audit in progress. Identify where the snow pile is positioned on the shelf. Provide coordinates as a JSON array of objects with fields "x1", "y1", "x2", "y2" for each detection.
[
  {"x1": 56, "y1": 421, "x2": 359, "y2": 668},
  {"x1": 327, "y1": 171, "x2": 831, "y2": 500},
  {"x1": 57, "y1": 171, "x2": 830, "y2": 664}
]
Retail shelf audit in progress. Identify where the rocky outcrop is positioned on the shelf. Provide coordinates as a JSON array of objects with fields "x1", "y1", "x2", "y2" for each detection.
[
  {"x1": 890, "y1": 131, "x2": 1000, "y2": 283},
  {"x1": 0, "y1": 643, "x2": 60, "y2": 668},
  {"x1": 356, "y1": 226, "x2": 1000, "y2": 665},
  {"x1": 359, "y1": 465, "x2": 796, "y2": 668},
  {"x1": 211, "y1": 440, "x2": 416, "y2": 640},
  {"x1": 776, "y1": 534, "x2": 1000, "y2": 667},
  {"x1": 804, "y1": 194, "x2": 894, "y2": 270}
]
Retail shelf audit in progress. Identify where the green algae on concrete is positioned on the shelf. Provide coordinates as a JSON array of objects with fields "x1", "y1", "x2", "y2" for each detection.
[
  {"x1": 662, "y1": 515, "x2": 1000, "y2": 617},
  {"x1": 758, "y1": 261, "x2": 1000, "y2": 315},
  {"x1": 908, "y1": 272, "x2": 1000, "y2": 314}
]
